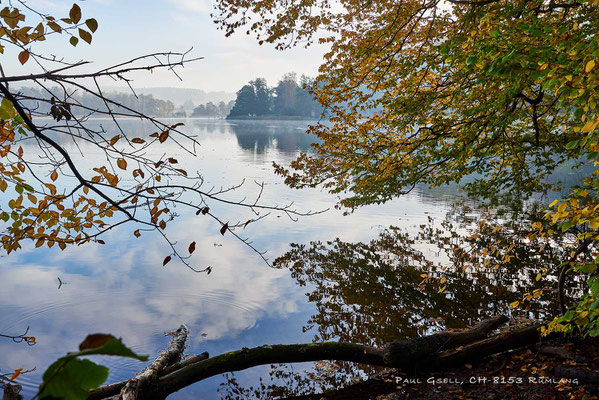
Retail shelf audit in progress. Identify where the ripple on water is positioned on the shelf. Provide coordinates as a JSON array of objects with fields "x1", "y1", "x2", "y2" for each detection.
[{"x1": 0, "y1": 287, "x2": 270, "y2": 397}]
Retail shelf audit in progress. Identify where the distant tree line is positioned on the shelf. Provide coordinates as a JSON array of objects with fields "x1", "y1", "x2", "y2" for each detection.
[
  {"x1": 191, "y1": 100, "x2": 235, "y2": 117},
  {"x1": 227, "y1": 73, "x2": 324, "y2": 119},
  {"x1": 16, "y1": 87, "x2": 177, "y2": 117}
]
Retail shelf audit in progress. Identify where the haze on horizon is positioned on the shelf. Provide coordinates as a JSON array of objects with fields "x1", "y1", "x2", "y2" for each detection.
[{"x1": 4, "y1": 0, "x2": 327, "y2": 93}]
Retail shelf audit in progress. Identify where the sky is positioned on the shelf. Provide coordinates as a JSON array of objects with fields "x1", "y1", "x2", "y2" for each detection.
[{"x1": 6, "y1": 0, "x2": 327, "y2": 92}]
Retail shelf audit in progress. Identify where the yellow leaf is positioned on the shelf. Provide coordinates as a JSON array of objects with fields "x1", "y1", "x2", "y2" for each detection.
[
  {"x1": 510, "y1": 300, "x2": 519, "y2": 308},
  {"x1": 437, "y1": 285, "x2": 446, "y2": 293},
  {"x1": 440, "y1": 276, "x2": 447, "y2": 284},
  {"x1": 581, "y1": 118, "x2": 599, "y2": 133},
  {"x1": 585, "y1": 59, "x2": 596, "y2": 73},
  {"x1": 535, "y1": 273, "x2": 542, "y2": 281}
]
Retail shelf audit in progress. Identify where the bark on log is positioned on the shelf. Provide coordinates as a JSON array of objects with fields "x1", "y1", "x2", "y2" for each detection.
[
  {"x1": 87, "y1": 352, "x2": 209, "y2": 400},
  {"x1": 120, "y1": 325, "x2": 188, "y2": 400},
  {"x1": 2, "y1": 383, "x2": 23, "y2": 400},
  {"x1": 433, "y1": 324, "x2": 547, "y2": 368},
  {"x1": 139, "y1": 316, "x2": 512, "y2": 399},
  {"x1": 554, "y1": 366, "x2": 599, "y2": 384}
]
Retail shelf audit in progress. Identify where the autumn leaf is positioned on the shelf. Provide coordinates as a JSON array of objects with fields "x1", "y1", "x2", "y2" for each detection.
[
  {"x1": 79, "y1": 28, "x2": 92, "y2": 44},
  {"x1": 189, "y1": 241, "x2": 196, "y2": 254},
  {"x1": 18, "y1": 50, "x2": 29, "y2": 65},
  {"x1": 220, "y1": 223, "x2": 228, "y2": 235},
  {"x1": 69, "y1": 3, "x2": 82, "y2": 23},
  {"x1": 116, "y1": 158, "x2": 127, "y2": 170},
  {"x1": 9, "y1": 368, "x2": 23, "y2": 382},
  {"x1": 159, "y1": 130, "x2": 169, "y2": 143},
  {"x1": 79, "y1": 334, "x2": 120, "y2": 351},
  {"x1": 85, "y1": 18, "x2": 98, "y2": 33},
  {"x1": 50, "y1": 170, "x2": 58, "y2": 181},
  {"x1": 163, "y1": 256, "x2": 171, "y2": 266},
  {"x1": 585, "y1": 59, "x2": 596, "y2": 73}
]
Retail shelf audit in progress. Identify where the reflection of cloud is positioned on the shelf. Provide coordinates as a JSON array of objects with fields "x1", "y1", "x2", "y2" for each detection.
[
  {"x1": 0, "y1": 211, "x2": 306, "y2": 395},
  {"x1": 0, "y1": 120, "x2": 454, "y2": 397}
]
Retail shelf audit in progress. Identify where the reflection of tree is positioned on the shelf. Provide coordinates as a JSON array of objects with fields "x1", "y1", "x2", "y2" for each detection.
[
  {"x1": 228, "y1": 122, "x2": 318, "y2": 154},
  {"x1": 219, "y1": 203, "x2": 575, "y2": 399}
]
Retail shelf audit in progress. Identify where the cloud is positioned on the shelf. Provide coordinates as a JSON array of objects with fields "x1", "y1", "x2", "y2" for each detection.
[{"x1": 168, "y1": 0, "x2": 214, "y2": 14}]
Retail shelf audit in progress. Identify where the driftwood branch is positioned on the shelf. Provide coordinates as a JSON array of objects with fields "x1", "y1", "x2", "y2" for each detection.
[
  {"x1": 119, "y1": 325, "x2": 188, "y2": 400},
  {"x1": 91, "y1": 316, "x2": 561, "y2": 400},
  {"x1": 87, "y1": 351, "x2": 209, "y2": 400},
  {"x1": 143, "y1": 316, "x2": 539, "y2": 399}
]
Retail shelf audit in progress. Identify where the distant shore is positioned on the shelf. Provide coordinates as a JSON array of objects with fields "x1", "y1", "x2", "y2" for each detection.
[{"x1": 226, "y1": 115, "x2": 320, "y2": 121}]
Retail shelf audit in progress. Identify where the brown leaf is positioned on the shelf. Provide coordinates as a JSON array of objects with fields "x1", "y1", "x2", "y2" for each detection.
[
  {"x1": 220, "y1": 223, "x2": 228, "y2": 236},
  {"x1": 163, "y1": 255, "x2": 171, "y2": 266},
  {"x1": 78, "y1": 28, "x2": 92, "y2": 44},
  {"x1": 79, "y1": 333, "x2": 118, "y2": 351},
  {"x1": 159, "y1": 130, "x2": 169, "y2": 143},
  {"x1": 168, "y1": 158, "x2": 178, "y2": 164},
  {"x1": 85, "y1": 18, "x2": 98, "y2": 33},
  {"x1": 50, "y1": 170, "x2": 58, "y2": 181},
  {"x1": 201, "y1": 207, "x2": 210, "y2": 215},
  {"x1": 69, "y1": 3, "x2": 82, "y2": 23},
  {"x1": 18, "y1": 50, "x2": 29, "y2": 65},
  {"x1": 189, "y1": 241, "x2": 196, "y2": 254},
  {"x1": 131, "y1": 138, "x2": 145, "y2": 144},
  {"x1": 117, "y1": 158, "x2": 127, "y2": 170},
  {"x1": 109, "y1": 135, "x2": 120, "y2": 146}
]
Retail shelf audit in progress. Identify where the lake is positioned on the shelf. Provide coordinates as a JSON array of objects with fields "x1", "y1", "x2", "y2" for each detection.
[{"x1": 0, "y1": 118, "x2": 558, "y2": 399}]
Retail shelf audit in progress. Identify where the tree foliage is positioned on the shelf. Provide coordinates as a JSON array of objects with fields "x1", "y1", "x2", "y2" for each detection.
[
  {"x1": 0, "y1": 2, "x2": 312, "y2": 274},
  {"x1": 214, "y1": 0, "x2": 599, "y2": 332},
  {"x1": 227, "y1": 74, "x2": 323, "y2": 118}
]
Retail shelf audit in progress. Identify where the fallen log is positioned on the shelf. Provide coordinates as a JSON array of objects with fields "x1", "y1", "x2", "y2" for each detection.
[
  {"x1": 554, "y1": 366, "x2": 599, "y2": 384},
  {"x1": 91, "y1": 315, "x2": 560, "y2": 400}
]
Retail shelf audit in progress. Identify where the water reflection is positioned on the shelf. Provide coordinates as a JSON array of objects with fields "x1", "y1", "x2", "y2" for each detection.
[
  {"x1": 219, "y1": 202, "x2": 573, "y2": 399},
  {"x1": 0, "y1": 119, "x2": 578, "y2": 399}
]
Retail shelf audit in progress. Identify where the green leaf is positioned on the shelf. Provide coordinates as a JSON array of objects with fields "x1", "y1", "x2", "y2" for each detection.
[
  {"x1": 466, "y1": 56, "x2": 477, "y2": 66},
  {"x1": 38, "y1": 338, "x2": 147, "y2": 400},
  {"x1": 74, "y1": 338, "x2": 148, "y2": 361},
  {"x1": 561, "y1": 220, "x2": 573, "y2": 232},
  {"x1": 564, "y1": 310, "x2": 575, "y2": 321},
  {"x1": 39, "y1": 358, "x2": 108, "y2": 400},
  {"x1": 0, "y1": 98, "x2": 16, "y2": 119},
  {"x1": 566, "y1": 140, "x2": 579, "y2": 150}
]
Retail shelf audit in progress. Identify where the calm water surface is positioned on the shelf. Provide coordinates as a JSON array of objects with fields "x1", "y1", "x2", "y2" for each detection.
[{"x1": 0, "y1": 119, "x2": 529, "y2": 398}]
